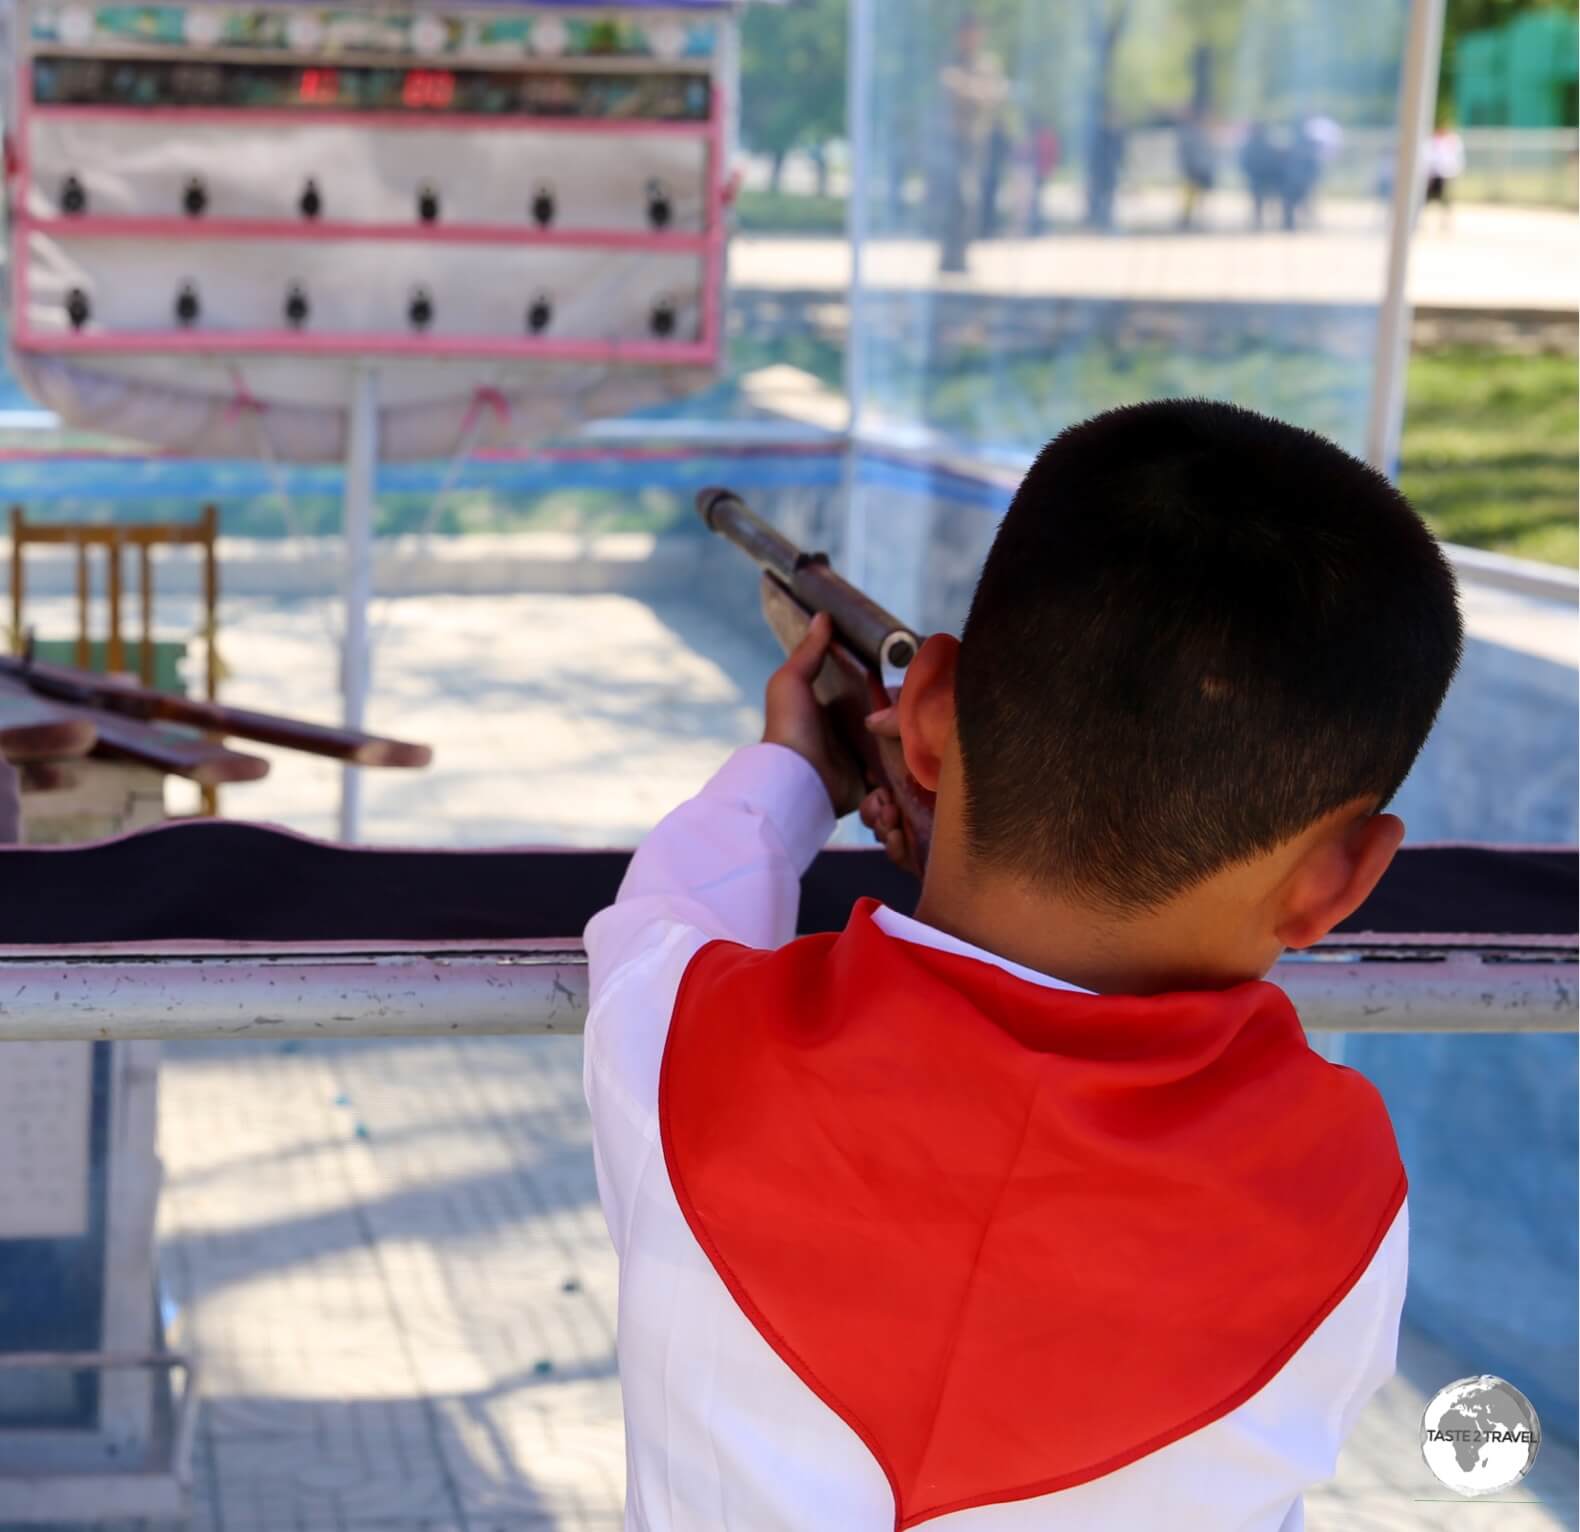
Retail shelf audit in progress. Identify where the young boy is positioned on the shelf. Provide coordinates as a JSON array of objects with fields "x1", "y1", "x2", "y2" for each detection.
[{"x1": 583, "y1": 400, "x2": 1463, "y2": 1531}]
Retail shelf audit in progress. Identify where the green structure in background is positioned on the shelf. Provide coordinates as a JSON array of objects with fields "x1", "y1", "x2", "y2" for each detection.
[{"x1": 1454, "y1": 8, "x2": 1579, "y2": 126}]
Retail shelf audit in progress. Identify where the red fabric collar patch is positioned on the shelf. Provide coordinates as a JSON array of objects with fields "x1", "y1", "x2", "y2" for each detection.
[{"x1": 659, "y1": 901, "x2": 1405, "y2": 1529}]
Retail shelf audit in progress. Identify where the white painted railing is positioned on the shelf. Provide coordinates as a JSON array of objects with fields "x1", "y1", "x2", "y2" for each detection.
[{"x1": 0, "y1": 940, "x2": 1569, "y2": 1042}]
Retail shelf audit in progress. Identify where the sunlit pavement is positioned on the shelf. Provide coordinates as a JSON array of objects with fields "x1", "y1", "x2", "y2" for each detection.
[
  {"x1": 730, "y1": 198, "x2": 1580, "y2": 312},
  {"x1": 10, "y1": 586, "x2": 1577, "y2": 1532}
]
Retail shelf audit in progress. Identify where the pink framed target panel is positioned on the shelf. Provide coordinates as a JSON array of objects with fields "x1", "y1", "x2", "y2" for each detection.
[{"x1": 4, "y1": 1, "x2": 736, "y2": 458}]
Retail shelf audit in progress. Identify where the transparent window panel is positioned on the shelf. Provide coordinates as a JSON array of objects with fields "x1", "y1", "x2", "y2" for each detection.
[
  {"x1": 849, "y1": 0, "x2": 1579, "y2": 1459},
  {"x1": 855, "y1": 0, "x2": 1410, "y2": 467}
]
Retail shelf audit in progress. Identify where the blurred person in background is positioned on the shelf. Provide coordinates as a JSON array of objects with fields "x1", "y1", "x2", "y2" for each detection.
[
  {"x1": 978, "y1": 100, "x2": 1014, "y2": 238},
  {"x1": 1423, "y1": 119, "x2": 1466, "y2": 229},
  {"x1": 1177, "y1": 46, "x2": 1216, "y2": 231},
  {"x1": 1085, "y1": 107, "x2": 1126, "y2": 231},
  {"x1": 1279, "y1": 119, "x2": 1324, "y2": 230},
  {"x1": 935, "y1": 11, "x2": 1009, "y2": 271},
  {"x1": 1241, "y1": 120, "x2": 1282, "y2": 229},
  {"x1": 1024, "y1": 115, "x2": 1060, "y2": 235},
  {"x1": 1178, "y1": 107, "x2": 1216, "y2": 229}
]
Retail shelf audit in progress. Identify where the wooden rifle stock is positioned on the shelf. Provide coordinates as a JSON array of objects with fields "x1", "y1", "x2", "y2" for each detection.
[{"x1": 698, "y1": 487, "x2": 934, "y2": 875}]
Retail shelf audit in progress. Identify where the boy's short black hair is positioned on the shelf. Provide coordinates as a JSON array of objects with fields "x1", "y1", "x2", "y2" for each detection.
[{"x1": 954, "y1": 399, "x2": 1463, "y2": 913}]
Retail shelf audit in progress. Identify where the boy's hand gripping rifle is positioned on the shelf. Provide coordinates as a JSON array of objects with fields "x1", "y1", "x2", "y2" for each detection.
[{"x1": 697, "y1": 487, "x2": 934, "y2": 874}]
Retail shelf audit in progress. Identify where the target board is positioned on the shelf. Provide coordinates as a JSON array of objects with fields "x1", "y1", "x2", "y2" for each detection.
[{"x1": 4, "y1": 1, "x2": 737, "y2": 459}]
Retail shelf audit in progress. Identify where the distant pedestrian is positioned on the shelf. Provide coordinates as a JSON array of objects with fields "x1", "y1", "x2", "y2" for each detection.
[
  {"x1": 1423, "y1": 124, "x2": 1465, "y2": 229},
  {"x1": 1279, "y1": 120, "x2": 1323, "y2": 231},
  {"x1": 935, "y1": 13, "x2": 1009, "y2": 272},
  {"x1": 1085, "y1": 111, "x2": 1125, "y2": 231},
  {"x1": 1178, "y1": 111, "x2": 1215, "y2": 230},
  {"x1": 979, "y1": 115, "x2": 1012, "y2": 238},
  {"x1": 1025, "y1": 119, "x2": 1060, "y2": 235},
  {"x1": 1241, "y1": 121, "x2": 1281, "y2": 230}
]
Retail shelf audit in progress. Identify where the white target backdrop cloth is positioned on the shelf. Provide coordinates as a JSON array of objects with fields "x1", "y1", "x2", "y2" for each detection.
[{"x1": 5, "y1": 0, "x2": 735, "y2": 459}]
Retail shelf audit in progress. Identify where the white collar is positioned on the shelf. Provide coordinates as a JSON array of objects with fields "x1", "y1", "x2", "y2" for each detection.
[{"x1": 871, "y1": 905, "x2": 1094, "y2": 995}]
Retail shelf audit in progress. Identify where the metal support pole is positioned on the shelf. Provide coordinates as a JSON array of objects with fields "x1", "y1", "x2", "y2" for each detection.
[
  {"x1": 839, "y1": 0, "x2": 876, "y2": 588},
  {"x1": 1365, "y1": 0, "x2": 1445, "y2": 475},
  {"x1": 338, "y1": 364, "x2": 379, "y2": 843}
]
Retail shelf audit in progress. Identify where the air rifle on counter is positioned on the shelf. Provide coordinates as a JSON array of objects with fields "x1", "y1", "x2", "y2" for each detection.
[
  {"x1": 697, "y1": 486, "x2": 934, "y2": 875},
  {"x1": 0, "y1": 651, "x2": 432, "y2": 783}
]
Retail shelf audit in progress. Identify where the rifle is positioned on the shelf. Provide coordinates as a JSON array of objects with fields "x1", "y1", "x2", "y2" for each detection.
[
  {"x1": 0, "y1": 682, "x2": 97, "y2": 763},
  {"x1": 0, "y1": 674, "x2": 270, "y2": 784},
  {"x1": 697, "y1": 487, "x2": 934, "y2": 874},
  {"x1": 0, "y1": 653, "x2": 432, "y2": 769}
]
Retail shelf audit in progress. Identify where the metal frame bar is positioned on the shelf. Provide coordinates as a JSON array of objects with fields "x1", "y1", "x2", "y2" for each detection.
[
  {"x1": 0, "y1": 1349, "x2": 198, "y2": 1479},
  {"x1": 337, "y1": 364, "x2": 378, "y2": 843},
  {"x1": 27, "y1": 215, "x2": 713, "y2": 252},
  {"x1": 0, "y1": 1345, "x2": 197, "y2": 1520},
  {"x1": 0, "y1": 941, "x2": 1567, "y2": 1041},
  {"x1": 15, "y1": 329, "x2": 718, "y2": 363},
  {"x1": 0, "y1": 1036, "x2": 167, "y2": 1471},
  {"x1": 840, "y1": 0, "x2": 875, "y2": 588},
  {"x1": 1365, "y1": 0, "x2": 1446, "y2": 473},
  {"x1": 26, "y1": 104, "x2": 713, "y2": 135}
]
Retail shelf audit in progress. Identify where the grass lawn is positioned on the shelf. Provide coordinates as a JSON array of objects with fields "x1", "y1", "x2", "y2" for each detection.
[
  {"x1": 1400, "y1": 345, "x2": 1578, "y2": 568},
  {"x1": 734, "y1": 188, "x2": 847, "y2": 236}
]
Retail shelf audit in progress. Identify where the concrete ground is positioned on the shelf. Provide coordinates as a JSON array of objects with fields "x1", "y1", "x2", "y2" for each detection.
[
  {"x1": 9, "y1": 584, "x2": 1578, "y2": 1532},
  {"x1": 729, "y1": 198, "x2": 1580, "y2": 313}
]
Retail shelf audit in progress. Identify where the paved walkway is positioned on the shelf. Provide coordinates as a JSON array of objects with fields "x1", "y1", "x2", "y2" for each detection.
[
  {"x1": 10, "y1": 586, "x2": 1577, "y2": 1532},
  {"x1": 730, "y1": 199, "x2": 1580, "y2": 312}
]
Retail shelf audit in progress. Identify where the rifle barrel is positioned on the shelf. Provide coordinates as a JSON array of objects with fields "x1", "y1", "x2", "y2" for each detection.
[{"x1": 697, "y1": 487, "x2": 920, "y2": 674}]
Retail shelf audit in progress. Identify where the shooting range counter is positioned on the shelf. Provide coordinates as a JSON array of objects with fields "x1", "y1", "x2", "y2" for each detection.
[
  {"x1": 0, "y1": 819, "x2": 1570, "y2": 1514},
  {"x1": 0, "y1": 669, "x2": 429, "y2": 1518}
]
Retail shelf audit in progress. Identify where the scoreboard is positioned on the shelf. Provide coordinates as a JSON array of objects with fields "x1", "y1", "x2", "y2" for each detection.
[
  {"x1": 5, "y1": 2, "x2": 736, "y2": 459},
  {"x1": 31, "y1": 56, "x2": 712, "y2": 119}
]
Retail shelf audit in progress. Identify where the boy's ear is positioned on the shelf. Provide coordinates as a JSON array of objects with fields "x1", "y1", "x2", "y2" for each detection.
[
  {"x1": 896, "y1": 634, "x2": 959, "y2": 793},
  {"x1": 1274, "y1": 809, "x2": 1406, "y2": 951}
]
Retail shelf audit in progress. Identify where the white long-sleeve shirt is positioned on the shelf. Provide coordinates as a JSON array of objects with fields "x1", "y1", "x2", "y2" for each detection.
[{"x1": 583, "y1": 744, "x2": 1407, "y2": 1532}]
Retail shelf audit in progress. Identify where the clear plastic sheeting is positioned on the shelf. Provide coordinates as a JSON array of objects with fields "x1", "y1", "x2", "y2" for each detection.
[{"x1": 840, "y1": 0, "x2": 1413, "y2": 627}]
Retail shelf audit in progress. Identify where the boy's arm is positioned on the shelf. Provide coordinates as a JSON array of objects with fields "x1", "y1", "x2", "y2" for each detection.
[
  {"x1": 584, "y1": 612, "x2": 853, "y2": 982},
  {"x1": 581, "y1": 619, "x2": 853, "y2": 1257},
  {"x1": 584, "y1": 739, "x2": 836, "y2": 971}
]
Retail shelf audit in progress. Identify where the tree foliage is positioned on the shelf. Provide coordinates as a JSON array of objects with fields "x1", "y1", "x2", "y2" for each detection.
[
  {"x1": 733, "y1": 0, "x2": 1579, "y2": 171},
  {"x1": 738, "y1": 0, "x2": 848, "y2": 163}
]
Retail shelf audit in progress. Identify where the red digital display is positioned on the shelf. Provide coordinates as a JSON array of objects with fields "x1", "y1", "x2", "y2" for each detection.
[
  {"x1": 401, "y1": 69, "x2": 456, "y2": 110},
  {"x1": 297, "y1": 67, "x2": 340, "y2": 105},
  {"x1": 34, "y1": 56, "x2": 711, "y2": 121}
]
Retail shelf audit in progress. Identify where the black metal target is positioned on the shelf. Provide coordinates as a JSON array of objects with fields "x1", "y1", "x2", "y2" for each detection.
[
  {"x1": 531, "y1": 184, "x2": 555, "y2": 228},
  {"x1": 646, "y1": 179, "x2": 672, "y2": 231},
  {"x1": 299, "y1": 179, "x2": 322, "y2": 220},
  {"x1": 650, "y1": 298, "x2": 677, "y2": 338},
  {"x1": 284, "y1": 284, "x2": 310, "y2": 328},
  {"x1": 64, "y1": 287, "x2": 90, "y2": 330},
  {"x1": 183, "y1": 177, "x2": 208, "y2": 217},
  {"x1": 527, "y1": 294, "x2": 552, "y2": 334},
  {"x1": 408, "y1": 286, "x2": 434, "y2": 330},
  {"x1": 61, "y1": 174, "x2": 87, "y2": 215},
  {"x1": 417, "y1": 184, "x2": 440, "y2": 224},
  {"x1": 175, "y1": 281, "x2": 200, "y2": 326}
]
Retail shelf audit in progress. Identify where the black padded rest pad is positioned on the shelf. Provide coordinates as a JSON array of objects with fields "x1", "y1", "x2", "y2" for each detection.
[{"x1": 0, "y1": 823, "x2": 1571, "y2": 946}]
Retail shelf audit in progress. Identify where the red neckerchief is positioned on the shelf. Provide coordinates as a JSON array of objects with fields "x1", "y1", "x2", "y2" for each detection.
[{"x1": 660, "y1": 900, "x2": 1405, "y2": 1528}]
